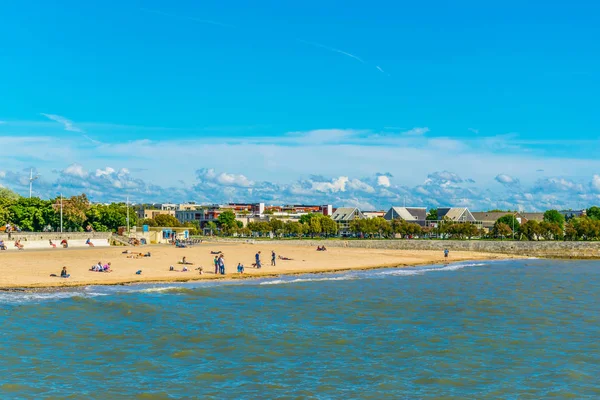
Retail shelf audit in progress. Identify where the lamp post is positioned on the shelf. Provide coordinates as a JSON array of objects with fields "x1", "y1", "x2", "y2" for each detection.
[
  {"x1": 29, "y1": 168, "x2": 39, "y2": 198},
  {"x1": 126, "y1": 196, "x2": 130, "y2": 234},
  {"x1": 60, "y1": 193, "x2": 63, "y2": 233}
]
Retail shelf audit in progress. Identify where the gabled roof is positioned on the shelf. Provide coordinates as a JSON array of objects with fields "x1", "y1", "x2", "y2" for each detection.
[
  {"x1": 385, "y1": 207, "x2": 427, "y2": 221},
  {"x1": 471, "y1": 212, "x2": 519, "y2": 222},
  {"x1": 438, "y1": 207, "x2": 475, "y2": 222},
  {"x1": 520, "y1": 212, "x2": 544, "y2": 222},
  {"x1": 331, "y1": 207, "x2": 364, "y2": 221}
]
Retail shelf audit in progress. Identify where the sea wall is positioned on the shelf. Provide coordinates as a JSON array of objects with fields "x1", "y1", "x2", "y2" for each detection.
[
  {"x1": 0, "y1": 232, "x2": 112, "y2": 251},
  {"x1": 206, "y1": 238, "x2": 600, "y2": 258}
]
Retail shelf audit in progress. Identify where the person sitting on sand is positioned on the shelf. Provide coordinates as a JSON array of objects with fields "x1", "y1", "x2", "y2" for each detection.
[
  {"x1": 179, "y1": 256, "x2": 193, "y2": 265},
  {"x1": 122, "y1": 250, "x2": 131, "y2": 254},
  {"x1": 135, "y1": 270, "x2": 142, "y2": 275},
  {"x1": 61, "y1": 239, "x2": 68, "y2": 248},
  {"x1": 103, "y1": 262, "x2": 112, "y2": 272},
  {"x1": 49, "y1": 239, "x2": 56, "y2": 248},
  {"x1": 0, "y1": 239, "x2": 6, "y2": 251},
  {"x1": 86, "y1": 238, "x2": 94, "y2": 247},
  {"x1": 14, "y1": 240, "x2": 24, "y2": 250},
  {"x1": 170, "y1": 265, "x2": 175, "y2": 271},
  {"x1": 144, "y1": 252, "x2": 151, "y2": 257},
  {"x1": 278, "y1": 255, "x2": 293, "y2": 261},
  {"x1": 182, "y1": 266, "x2": 189, "y2": 272},
  {"x1": 61, "y1": 267, "x2": 70, "y2": 278},
  {"x1": 196, "y1": 266, "x2": 203, "y2": 275}
]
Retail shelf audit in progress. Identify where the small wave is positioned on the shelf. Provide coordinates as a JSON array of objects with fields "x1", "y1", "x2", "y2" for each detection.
[
  {"x1": 260, "y1": 276, "x2": 356, "y2": 285},
  {"x1": 136, "y1": 286, "x2": 181, "y2": 293}
]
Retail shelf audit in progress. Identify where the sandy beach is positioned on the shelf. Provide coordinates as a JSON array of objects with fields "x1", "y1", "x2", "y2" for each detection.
[{"x1": 0, "y1": 243, "x2": 518, "y2": 289}]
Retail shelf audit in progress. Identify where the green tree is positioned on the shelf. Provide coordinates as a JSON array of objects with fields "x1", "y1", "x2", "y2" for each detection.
[
  {"x1": 492, "y1": 222, "x2": 512, "y2": 240},
  {"x1": 564, "y1": 221, "x2": 578, "y2": 241},
  {"x1": 519, "y1": 220, "x2": 541, "y2": 241},
  {"x1": 320, "y1": 216, "x2": 338, "y2": 237},
  {"x1": 284, "y1": 221, "x2": 304, "y2": 237},
  {"x1": 140, "y1": 218, "x2": 158, "y2": 227},
  {"x1": 496, "y1": 214, "x2": 520, "y2": 236},
  {"x1": 154, "y1": 214, "x2": 181, "y2": 227},
  {"x1": 206, "y1": 221, "x2": 218, "y2": 235},
  {"x1": 62, "y1": 194, "x2": 90, "y2": 231},
  {"x1": 86, "y1": 203, "x2": 136, "y2": 232},
  {"x1": 543, "y1": 210, "x2": 565, "y2": 229},
  {"x1": 586, "y1": 206, "x2": 600, "y2": 220},
  {"x1": 9, "y1": 197, "x2": 58, "y2": 231},
  {"x1": 299, "y1": 213, "x2": 317, "y2": 225},
  {"x1": 217, "y1": 210, "x2": 236, "y2": 228},
  {"x1": 269, "y1": 218, "x2": 285, "y2": 236},
  {"x1": 426, "y1": 208, "x2": 438, "y2": 221}
]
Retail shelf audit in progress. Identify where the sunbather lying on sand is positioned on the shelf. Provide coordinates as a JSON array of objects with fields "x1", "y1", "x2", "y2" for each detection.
[{"x1": 278, "y1": 255, "x2": 293, "y2": 260}]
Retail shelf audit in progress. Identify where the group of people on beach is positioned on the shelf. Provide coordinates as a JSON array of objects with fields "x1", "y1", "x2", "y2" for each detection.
[
  {"x1": 316, "y1": 245, "x2": 327, "y2": 251},
  {"x1": 90, "y1": 261, "x2": 112, "y2": 272}
]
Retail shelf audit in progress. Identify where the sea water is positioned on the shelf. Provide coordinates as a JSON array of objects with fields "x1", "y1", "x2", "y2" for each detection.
[{"x1": 0, "y1": 259, "x2": 599, "y2": 399}]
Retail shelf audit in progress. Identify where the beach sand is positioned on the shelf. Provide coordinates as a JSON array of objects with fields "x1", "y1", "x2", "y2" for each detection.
[{"x1": 0, "y1": 243, "x2": 518, "y2": 289}]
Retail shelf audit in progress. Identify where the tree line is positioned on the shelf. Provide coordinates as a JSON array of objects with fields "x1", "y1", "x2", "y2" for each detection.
[{"x1": 0, "y1": 188, "x2": 137, "y2": 233}]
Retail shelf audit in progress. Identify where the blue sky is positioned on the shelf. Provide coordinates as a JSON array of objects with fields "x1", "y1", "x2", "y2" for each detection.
[{"x1": 1, "y1": 1, "x2": 600, "y2": 210}]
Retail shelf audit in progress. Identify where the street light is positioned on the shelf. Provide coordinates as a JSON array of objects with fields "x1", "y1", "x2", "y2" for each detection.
[
  {"x1": 60, "y1": 193, "x2": 63, "y2": 233},
  {"x1": 29, "y1": 168, "x2": 40, "y2": 198}
]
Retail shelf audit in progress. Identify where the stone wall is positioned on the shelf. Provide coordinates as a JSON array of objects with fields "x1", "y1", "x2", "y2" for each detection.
[{"x1": 205, "y1": 238, "x2": 600, "y2": 258}]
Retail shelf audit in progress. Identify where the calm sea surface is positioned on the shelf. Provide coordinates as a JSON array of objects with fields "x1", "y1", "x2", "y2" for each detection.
[{"x1": 1, "y1": 259, "x2": 599, "y2": 399}]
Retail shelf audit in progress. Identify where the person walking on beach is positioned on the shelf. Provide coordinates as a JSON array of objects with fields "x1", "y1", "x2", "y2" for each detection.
[
  {"x1": 218, "y1": 254, "x2": 225, "y2": 275},
  {"x1": 255, "y1": 251, "x2": 262, "y2": 269},
  {"x1": 214, "y1": 256, "x2": 219, "y2": 274},
  {"x1": 444, "y1": 249, "x2": 449, "y2": 260},
  {"x1": 271, "y1": 250, "x2": 276, "y2": 266}
]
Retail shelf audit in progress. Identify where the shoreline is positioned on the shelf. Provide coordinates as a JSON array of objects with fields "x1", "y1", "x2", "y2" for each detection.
[{"x1": 0, "y1": 253, "x2": 520, "y2": 291}]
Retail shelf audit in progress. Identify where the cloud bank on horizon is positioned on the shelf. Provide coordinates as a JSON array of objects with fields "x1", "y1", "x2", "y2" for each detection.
[{"x1": 0, "y1": 119, "x2": 599, "y2": 211}]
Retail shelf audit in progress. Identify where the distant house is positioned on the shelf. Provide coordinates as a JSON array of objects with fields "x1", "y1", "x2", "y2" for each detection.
[
  {"x1": 520, "y1": 212, "x2": 544, "y2": 223},
  {"x1": 559, "y1": 210, "x2": 586, "y2": 219},
  {"x1": 384, "y1": 207, "x2": 427, "y2": 225},
  {"x1": 472, "y1": 211, "x2": 522, "y2": 231},
  {"x1": 362, "y1": 211, "x2": 386, "y2": 219},
  {"x1": 437, "y1": 207, "x2": 476, "y2": 223},
  {"x1": 331, "y1": 207, "x2": 365, "y2": 236}
]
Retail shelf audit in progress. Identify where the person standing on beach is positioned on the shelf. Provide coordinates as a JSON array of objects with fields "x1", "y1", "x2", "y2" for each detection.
[
  {"x1": 214, "y1": 256, "x2": 219, "y2": 274},
  {"x1": 271, "y1": 250, "x2": 276, "y2": 266},
  {"x1": 255, "y1": 251, "x2": 262, "y2": 269},
  {"x1": 218, "y1": 254, "x2": 225, "y2": 275},
  {"x1": 444, "y1": 249, "x2": 449, "y2": 260}
]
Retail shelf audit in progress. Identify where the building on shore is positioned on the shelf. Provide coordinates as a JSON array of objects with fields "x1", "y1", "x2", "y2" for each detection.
[
  {"x1": 362, "y1": 210, "x2": 386, "y2": 219},
  {"x1": 175, "y1": 203, "x2": 333, "y2": 229},
  {"x1": 383, "y1": 207, "x2": 427, "y2": 225},
  {"x1": 331, "y1": 207, "x2": 365, "y2": 236},
  {"x1": 471, "y1": 211, "x2": 522, "y2": 231}
]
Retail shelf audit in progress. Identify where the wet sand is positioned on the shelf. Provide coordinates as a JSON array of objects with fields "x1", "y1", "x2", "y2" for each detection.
[{"x1": 0, "y1": 243, "x2": 519, "y2": 289}]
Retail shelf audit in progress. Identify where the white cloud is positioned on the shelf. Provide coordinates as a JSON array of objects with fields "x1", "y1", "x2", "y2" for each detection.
[
  {"x1": 310, "y1": 176, "x2": 349, "y2": 193},
  {"x1": 63, "y1": 163, "x2": 88, "y2": 178},
  {"x1": 377, "y1": 175, "x2": 391, "y2": 187},
  {"x1": 495, "y1": 174, "x2": 520, "y2": 186},
  {"x1": 402, "y1": 127, "x2": 430, "y2": 136},
  {"x1": 40, "y1": 113, "x2": 84, "y2": 133},
  {"x1": 96, "y1": 167, "x2": 116, "y2": 177},
  {"x1": 592, "y1": 175, "x2": 600, "y2": 192}
]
